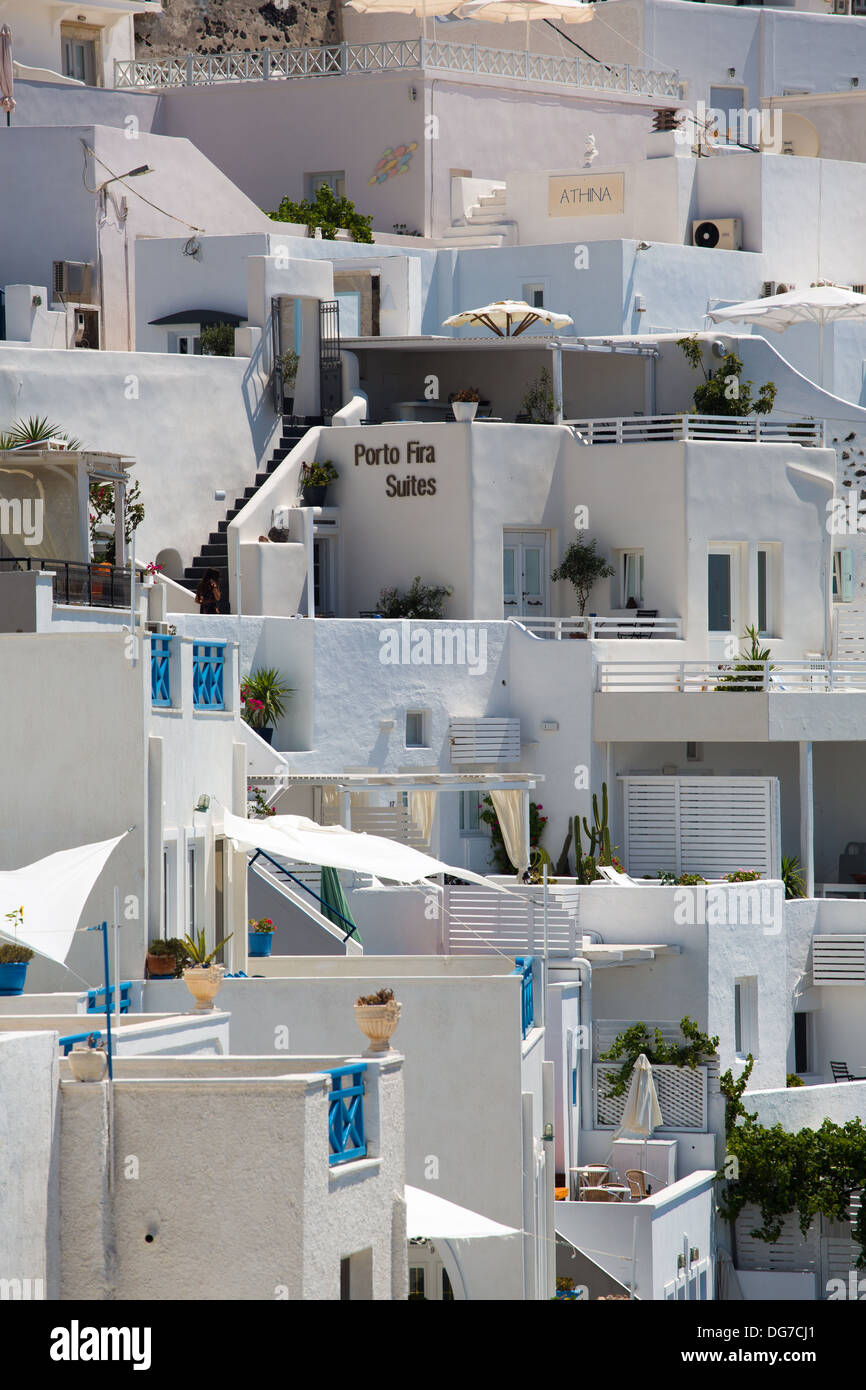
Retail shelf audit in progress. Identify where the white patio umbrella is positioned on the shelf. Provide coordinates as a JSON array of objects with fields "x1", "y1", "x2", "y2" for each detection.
[
  {"x1": 458, "y1": 0, "x2": 594, "y2": 51},
  {"x1": 344, "y1": 0, "x2": 466, "y2": 40},
  {"x1": 0, "y1": 26, "x2": 15, "y2": 127},
  {"x1": 443, "y1": 298, "x2": 573, "y2": 337},
  {"x1": 706, "y1": 285, "x2": 866, "y2": 389},
  {"x1": 612, "y1": 1052, "x2": 663, "y2": 1180}
]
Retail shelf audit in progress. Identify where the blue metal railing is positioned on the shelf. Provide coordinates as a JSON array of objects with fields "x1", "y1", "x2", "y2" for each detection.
[
  {"x1": 192, "y1": 642, "x2": 225, "y2": 709},
  {"x1": 58, "y1": 1029, "x2": 104, "y2": 1057},
  {"x1": 249, "y1": 849, "x2": 361, "y2": 942},
  {"x1": 150, "y1": 634, "x2": 172, "y2": 707},
  {"x1": 327, "y1": 1063, "x2": 367, "y2": 1166},
  {"x1": 513, "y1": 955, "x2": 535, "y2": 1039},
  {"x1": 86, "y1": 982, "x2": 131, "y2": 1015}
]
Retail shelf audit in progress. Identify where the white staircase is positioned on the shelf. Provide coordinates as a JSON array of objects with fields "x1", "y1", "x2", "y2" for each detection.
[{"x1": 441, "y1": 184, "x2": 517, "y2": 248}]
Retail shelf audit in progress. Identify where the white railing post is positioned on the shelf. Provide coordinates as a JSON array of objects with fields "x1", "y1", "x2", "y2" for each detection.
[
  {"x1": 185, "y1": 53, "x2": 194, "y2": 85},
  {"x1": 762, "y1": 661, "x2": 769, "y2": 691}
]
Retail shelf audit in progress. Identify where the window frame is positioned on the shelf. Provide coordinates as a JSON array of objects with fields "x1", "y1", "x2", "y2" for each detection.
[
  {"x1": 405, "y1": 710, "x2": 429, "y2": 749},
  {"x1": 619, "y1": 549, "x2": 645, "y2": 607}
]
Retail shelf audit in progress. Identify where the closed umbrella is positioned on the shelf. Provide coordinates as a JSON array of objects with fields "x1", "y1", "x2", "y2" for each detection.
[
  {"x1": 0, "y1": 26, "x2": 15, "y2": 127},
  {"x1": 706, "y1": 285, "x2": 866, "y2": 389},
  {"x1": 458, "y1": 0, "x2": 594, "y2": 52},
  {"x1": 443, "y1": 298, "x2": 573, "y2": 337},
  {"x1": 613, "y1": 1052, "x2": 662, "y2": 1180},
  {"x1": 319, "y1": 863, "x2": 361, "y2": 942}
]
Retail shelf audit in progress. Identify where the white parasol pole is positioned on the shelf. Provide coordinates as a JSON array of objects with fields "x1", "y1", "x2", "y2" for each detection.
[{"x1": 818, "y1": 317, "x2": 824, "y2": 390}]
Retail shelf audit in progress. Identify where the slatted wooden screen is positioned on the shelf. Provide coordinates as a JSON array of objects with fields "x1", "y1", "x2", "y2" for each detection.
[
  {"x1": 812, "y1": 935, "x2": 866, "y2": 986},
  {"x1": 448, "y1": 718, "x2": 521, "y2": 764},
  {"x1": 622, "y1": 776, "x2": 781, "y2": 879}
]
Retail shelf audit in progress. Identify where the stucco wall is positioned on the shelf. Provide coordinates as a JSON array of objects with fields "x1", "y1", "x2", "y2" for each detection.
[{"x1": 0, "y1": 1031, "x2": 58, "y2": 1299}]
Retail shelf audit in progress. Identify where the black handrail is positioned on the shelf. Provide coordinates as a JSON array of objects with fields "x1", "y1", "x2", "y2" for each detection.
[
  {"x1": 0, "y1": 556, "x2": 132, "y2": 609},
  {"x1": 249, "y1": 848, "x2": 360, "y2": 942}
]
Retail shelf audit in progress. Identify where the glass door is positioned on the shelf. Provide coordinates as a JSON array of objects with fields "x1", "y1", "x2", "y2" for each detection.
[
  {"x1": 707, "y1": 546, "x2": 738, "y2": 660},
  {"x1": 503, "y1": 531, "x2": 548, "y2": 619}
]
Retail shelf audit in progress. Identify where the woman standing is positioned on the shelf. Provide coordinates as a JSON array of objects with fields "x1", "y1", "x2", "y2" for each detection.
[{"x1": 195, "y1": 568, "x2": 221, "y2": 615}]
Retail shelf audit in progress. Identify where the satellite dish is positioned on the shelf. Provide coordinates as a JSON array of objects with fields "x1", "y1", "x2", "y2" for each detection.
[{"x1": 761, "y1": 111, "x2": 820, "y2": 158}]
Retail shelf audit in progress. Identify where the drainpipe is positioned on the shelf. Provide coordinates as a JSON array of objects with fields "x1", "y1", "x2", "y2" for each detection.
[
  {"x1": 570, "y1": 957, "x2": 593, "y2": 1138},
  {"x1": 799, "y1": 741, "x2": 815, "y2": 898}
]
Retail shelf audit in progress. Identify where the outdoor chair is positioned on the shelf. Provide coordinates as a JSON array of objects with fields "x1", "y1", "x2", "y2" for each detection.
[
  {"x1": 625, "y1": 1169, "x2": 654, "y2": 1200},
  {"x1": 636, "y1": 609, "x2": 658, "y2": 638},
  {"x1": 582, "y1": 1186, "x2": 617, "y2": 1202},
  {"x1": 830, "y1": 1060, "x2": 866, "y2": 1082}
]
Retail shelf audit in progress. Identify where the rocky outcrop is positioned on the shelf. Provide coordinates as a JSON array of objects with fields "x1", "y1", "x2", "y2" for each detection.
[{"x1": 135, "y1": 0, "x2": 342, "y2": 58}]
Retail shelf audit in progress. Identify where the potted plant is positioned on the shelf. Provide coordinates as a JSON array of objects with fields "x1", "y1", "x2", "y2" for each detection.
[
  {"x1": 300, "y1": 460, "x2": 339, "y2": 506},
  {"x1": 0, "y1": 906, "x2": 34, "y2": 996},
  {"x1": 68, "y1": 1033, "x2": 108, "y2": 1083},
  {"x1": 248, "y1": 916, "x2": 275, "y2": 957},
  {"x1": 180, "y1": 928, "x2": 233, "y2": 1012},
  {"x1": 240, "y1": 667, "x2": 292, "y2": 745},
  {"x1": 280, "y1": 350, "x2": 300, "y2": 413},
  {"x1": 354, "y1": 986, "x2": 402, "y2": 1053},
  {"x1": 551, "y1": 538, "x2": 614, "y2": 635},
  {"x1": 146, "y1": 937, "x2": 188, "y2": 978},
  {"x1": 451, "y1": 387, "x2": 481, "y2": 423}
]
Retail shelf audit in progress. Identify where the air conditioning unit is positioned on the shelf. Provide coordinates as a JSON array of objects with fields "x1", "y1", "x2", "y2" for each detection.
[
  {"x1": 692, "y1": 218, "x2": 742, "y2": 251},
  {"x1": 52, "y1": 260, "x2": 93, "y2": 304}
]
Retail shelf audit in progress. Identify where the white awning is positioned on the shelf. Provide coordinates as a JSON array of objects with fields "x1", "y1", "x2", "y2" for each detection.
[
  {"x1": 0, "y1": 835, "x2": 126, "y2": 964},
  {"x1": 222, "y1": 810, "x2": 513, "y2": 892},
  {"x1": 405, "y1": 1186, "x2": 521, "y2": 1240}
]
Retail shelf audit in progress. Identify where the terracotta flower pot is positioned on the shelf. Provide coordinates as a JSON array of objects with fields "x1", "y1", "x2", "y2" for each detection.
[
  {"x1": 353, "y1": 1000, "x2": 402, "y2": 1053},
  {"x1": 68, "y1": 1045, "x2": 108, "y2": 1082},
  {"x1": 183, "y1": 964, "x2": 226, "y2": 1012},
  {"x1": 146, "y1": 952, "x2": 177, "y2": 977}
]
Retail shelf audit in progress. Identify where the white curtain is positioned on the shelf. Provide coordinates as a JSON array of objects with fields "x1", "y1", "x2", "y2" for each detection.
[
  {"x1": 489, "y1": 790, "x2": 530, "y2": 874},
  {"x1": 409, "y1": 790, "x2": 437, "y2": 846},
  {"x1": 319, "y1": 784, "x2": 340, "y2": 824}
]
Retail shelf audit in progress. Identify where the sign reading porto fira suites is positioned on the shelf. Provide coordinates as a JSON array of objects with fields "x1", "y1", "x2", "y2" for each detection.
[
  {"x1": 355, "y1": 440, "x2": 438, "y2": 498},
  {"x1": 548, "y1": 172, "x2": 625, "y2": 217}
]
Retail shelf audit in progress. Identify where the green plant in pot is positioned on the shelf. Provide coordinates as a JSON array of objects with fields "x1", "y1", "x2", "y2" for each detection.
[
  {"x1": 451, "y1": 387, "x2": 481, "y2": 422},
  {"x1": 280, "y1": 350, "x2": 300, "y2": 411},
  {"x1": 300, "y1": 459, "x2": 339, "y2": 506},
  {"x1": 551, "y1": 538, "x2": 614, "y2": 634},
  {"x1": 241, "y1": 667, "x2": 292, "y2": 745},
  {"x1": 248, "y1": 916, "x2": 275, "y2": 958},
  {"x1": 180, "y1": 928, "x2": 233, "y2": 1012},
  {"x1": 146, "y1": 937, "x2": 189, "y2": 979},
  {"x1": 0, "y1": 906, "x2": 34, "y2": 996}
]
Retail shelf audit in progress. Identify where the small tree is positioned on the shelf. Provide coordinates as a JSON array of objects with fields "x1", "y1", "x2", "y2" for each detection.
[
  {"x1": 551, "y1": 538, "x2": 614, "y2": 615},
  {"x1": 269, "y1": 184, "x2": 374, "y2": 244},
  {"x1": 200, "y1": 322, "x2": 236, "y2": 357},
  {"x1": 376, "y1": 576, "x2": 453, "y2": 619},
  {"x1": 678, "y1": 335, "x2": 776, "y2": 417},
  {"x1": 89, "y1": 479, "x2": 144, "y2": 564},
  {"x1": 522, "y1": 367, "x2": 555, "y2": 423}
]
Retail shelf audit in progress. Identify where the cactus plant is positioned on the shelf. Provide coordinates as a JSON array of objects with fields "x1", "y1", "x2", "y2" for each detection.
[{"x1": 574, "y1": 782, "x2": 614, "y2": 884}]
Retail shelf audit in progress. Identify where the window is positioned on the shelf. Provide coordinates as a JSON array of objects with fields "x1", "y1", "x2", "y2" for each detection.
[
  {"x1": 757, "y1": 548, "x2": 768, "y2": 633},
  {"x1": 459, "y1": 790, "x2": 484, "y2": 835},
  {"x1": 170, "y1": 333, "x2": 200, "y2": 355},
  {"x1": 620, "y1": 550, "x2": 644, "y2": 607},
  {"x1": 708, "y1": 86, "x2": 747, "y2": 143},
  {"x1": 708, "y1": 552, "x2": 733, "y2": 631},
  {"x1": 409, "y1": 1266, "x2": 426, "y2": 1299},
  {"x1": 734, "y1": 977, "x2": 757, "y2": 1058},
  {"x1": 833, "y1": 548, "x2": 853, "y2": 602},
  {"x1": 305, "y1": 171, "x2": 346, "y2": 200},
  {"x1": 405, "y1": 711, "x2": 428, "y2": 747},
  {"x1": 61, "y1": 24, "x2": 101, "y2": 86},
  {"x1": 755, "y1": 543, "x2": 780, "y2": 635},
  {"x1": 335, "y1": 291, "x2": 361, "y2": 337},
  {"x1": 794, "y1": 1013, "x2": 810, "y2": 1074},
  {"x1": 523, "y1": 283, "x2": 545, "y2": 308},
  {"x1": 686, "y1": 742, "x2": 702, "y2": 762},
  {"x1": 442, "y1": 1268, "x2": 454, "y2": 1300}
]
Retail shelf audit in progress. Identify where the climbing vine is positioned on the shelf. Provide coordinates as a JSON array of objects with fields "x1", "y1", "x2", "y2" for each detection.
[
  {"x1": 599, "y1": 1016, "x2": 719, "y2": 1097},
  {"x1": 718, "y1": 1056, "x2": 866, "y2": 1266}
]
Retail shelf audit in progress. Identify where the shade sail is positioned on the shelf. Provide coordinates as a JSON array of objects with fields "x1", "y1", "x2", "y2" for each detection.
[
  {"x1": 613, "y1": 1053, "x2": 663, "y2": 1141},
  {"x1": 149, "y1": 309, "x2": 244, "y2": 327},
  {"x1": 0, "y1": 835, "x2": 126, "y2": 964},
  {"x1": 442, "y1": 298, "x2": 573, "y2": 337},
  {"x1": 222, "y1": 810, "x2": 512, "y2": 891},
  {"x1": 406, "y1": 1185, "x2": 521, "y2": 1240}
]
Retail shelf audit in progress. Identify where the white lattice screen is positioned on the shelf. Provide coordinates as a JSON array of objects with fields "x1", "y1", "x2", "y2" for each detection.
[
  {"x1": 622, "y1": 776, "x2": 781, "y2": 879},
  {"x1": 594, "y1": 1062, "x2": 707, "y2": 1131}
]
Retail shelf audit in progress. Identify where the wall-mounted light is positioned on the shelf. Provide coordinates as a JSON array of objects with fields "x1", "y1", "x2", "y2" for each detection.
[
  {"x1": 852, "y1": 77, "x2": 860, "y2": 88},
  {"x1": 409, "y1": 84, "x2": 418, "y2": 101},
  {"x1": 541, "y1": 719, "x2": 559, "y2": 732},
  {"x1": 214, "y1": 490, "x2": 226, "y2": 502},
  {"x1": 194, "y1": 794, "x2": 211, "y2": 813},
  {"x1": 542, "y1": 1123, "x2": 554, "y2": 1142},
  {"x1": 636, "y1": 241, "x2": 652, "y2": 252},
  {"x1": 727, "y1": 67, "x2": 736, "y2": 79},
  {"x1": 690, "y1": 1246, "x2": 700, "y2": 1262}
]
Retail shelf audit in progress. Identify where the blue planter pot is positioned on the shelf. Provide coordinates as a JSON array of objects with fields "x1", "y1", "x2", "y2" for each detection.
[
  {"x1": 0, "y1": 961, "x2": 28, "y2": 995},
  {"x1": 248, "y1": 932, "x2": 274, "y2": 957}
]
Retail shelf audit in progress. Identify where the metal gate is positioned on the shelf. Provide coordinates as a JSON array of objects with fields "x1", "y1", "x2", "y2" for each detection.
[
  {"x1": 319, "y1": 299, "x2": 342, "y2": 422},
  {"x1": 271, "y1": 296, "x2": 283, "y2": 414}
]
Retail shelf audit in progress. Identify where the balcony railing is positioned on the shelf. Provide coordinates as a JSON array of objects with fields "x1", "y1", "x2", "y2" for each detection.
[
  {"x1": 192, "y1": 641, "x2": 226, "y2": 709},
  {"x1": 565, "y1": 414, "x2": 825, "y2": 446},
  {"x1": 514, "y1": 616, "x2": 682, "y2": 640},
  {"x1": 150, "y1": 634, "x2": 172, "y2": 707},
  {"x1": 597, "y1": 659, "x2": 866, "y2": 693},
  {"x1": 513, "y1": 955, "x2": 535, "y2": 1038},
  {"x1": 0, "y1": 556, "x2": 132, "y2": 609},
  {"x1": 327, "y1": 1063, "x2": 367, "y2": 1166},
  {"x1": 115, "y1": 39, "x2": 679, "y2": 99}
]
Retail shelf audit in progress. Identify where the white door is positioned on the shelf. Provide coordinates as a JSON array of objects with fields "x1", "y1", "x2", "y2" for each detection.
[
  {"x1": 707, "y1": 546, "x2": 738, "y2": 660},
  {"x1": 504, "y1": 532, "x2": 547, "y2": 619}
]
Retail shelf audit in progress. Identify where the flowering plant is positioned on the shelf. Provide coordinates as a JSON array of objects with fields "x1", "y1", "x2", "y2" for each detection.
[
  {"x1": 144, "y1": 561, "x2": 163, "y2": 578},
  {"x1": 249, "y1": 917, "x2": 275, "y2": 934},
  {"x1": 248, "y1": 785, "x2": 276, "y2": 818},
  {"x1": 0, "y1": 905, "x2": 33, "y2": 964}
]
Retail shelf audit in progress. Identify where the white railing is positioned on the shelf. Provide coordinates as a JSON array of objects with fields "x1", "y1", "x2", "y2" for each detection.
[
  {"x1": 565, "y1": 414, "x2": 825, "y2": 446},
  {"x1": 594, "y1": 1062, "x2": 708, "y2": 1131},
  {"x1": 114, "y1": 40, "x2": 679, "y2": 98},
  {"x1": 513, "y1": 615, "x2": 682, "y2": 640},
  {"x1": 597, "y1": 659, "x2": 866, "y2": 692}
]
